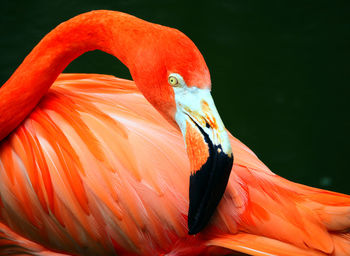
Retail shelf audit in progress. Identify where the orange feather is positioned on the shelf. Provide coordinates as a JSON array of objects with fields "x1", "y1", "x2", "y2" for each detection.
[
  {"x1": 0, "y1": 11, "x2": 349, "y2": 256},
  {"x1": 0, "y1": 74, "x2": 349, "y2": 255}
]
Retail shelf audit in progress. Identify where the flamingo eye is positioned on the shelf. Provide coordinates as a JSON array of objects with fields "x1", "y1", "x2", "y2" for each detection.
[{"x1": 168, "y1": 76, "x2": 179, "y2": 86}]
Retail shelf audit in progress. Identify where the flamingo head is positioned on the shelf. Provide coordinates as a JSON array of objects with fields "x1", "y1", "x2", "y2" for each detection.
[{"x1": 128, "y1": 23, "x2": 233, "y2": 234}]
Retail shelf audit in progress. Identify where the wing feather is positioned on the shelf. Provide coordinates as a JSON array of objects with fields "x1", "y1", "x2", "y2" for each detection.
[{"x1": 1, "y1": 73, "x2": 349, "y2": 256}]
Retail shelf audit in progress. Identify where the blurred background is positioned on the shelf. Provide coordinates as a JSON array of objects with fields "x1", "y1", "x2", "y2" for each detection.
[{"x1": 1, "y1": 0, "x2": 349, "y2": 193}]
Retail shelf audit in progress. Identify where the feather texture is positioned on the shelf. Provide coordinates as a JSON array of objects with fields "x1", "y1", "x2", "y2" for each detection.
[{"x1": 0, "y1": 74, "x2": 349, "y2": 255}]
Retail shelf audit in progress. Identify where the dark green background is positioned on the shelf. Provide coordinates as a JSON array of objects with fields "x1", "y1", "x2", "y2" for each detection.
[{"x1": 1, "y1": 0, "x2": 349, "y2": 193}]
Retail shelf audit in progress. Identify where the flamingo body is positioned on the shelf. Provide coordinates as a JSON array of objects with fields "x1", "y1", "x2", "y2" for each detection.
[
  {"x1": 1, "y1": 74, "x2": 349, "y2": 255},
  {"x1": 0, "y1": 11, "x2": 350, "y2": 256}
]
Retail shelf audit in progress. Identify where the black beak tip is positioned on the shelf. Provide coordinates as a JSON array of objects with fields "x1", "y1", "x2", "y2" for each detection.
[
  {"x1": 187, "y1": 145, "x2": 233, "y2": 235},
  {"x1": 188, "y1": 224, "x2": 199, "y2": 235}
]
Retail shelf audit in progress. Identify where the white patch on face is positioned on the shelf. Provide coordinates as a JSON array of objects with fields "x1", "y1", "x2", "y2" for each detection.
[{"x1": 169, "y1": 73, "x2": 232, "y2": 156}]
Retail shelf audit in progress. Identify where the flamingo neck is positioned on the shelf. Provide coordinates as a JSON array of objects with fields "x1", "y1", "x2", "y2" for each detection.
[{"x1": 0, "y1": 10, "x2": 150, "y2": 141}]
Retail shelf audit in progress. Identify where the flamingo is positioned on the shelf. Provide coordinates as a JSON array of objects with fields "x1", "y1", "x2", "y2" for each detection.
[{"x1": 0, "y1": 10, "x2": 349, "y2": 256}]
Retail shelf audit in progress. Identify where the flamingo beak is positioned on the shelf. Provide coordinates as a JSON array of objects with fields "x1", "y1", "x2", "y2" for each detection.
[{"x1": 173, "y1": 86, "x2": 233, "y2": 234}]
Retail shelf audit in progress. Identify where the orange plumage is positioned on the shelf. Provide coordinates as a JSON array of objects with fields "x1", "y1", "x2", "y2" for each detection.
[{"x1": 0, "y1": 11, "x2": 349, "y2": 256}]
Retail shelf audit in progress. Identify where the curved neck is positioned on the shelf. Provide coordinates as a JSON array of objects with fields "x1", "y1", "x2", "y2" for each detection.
[{"x1": 0, "y1": 10, "x2": 149, "y2": 141}]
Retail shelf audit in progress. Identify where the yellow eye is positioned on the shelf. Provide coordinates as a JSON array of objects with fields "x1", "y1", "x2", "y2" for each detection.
[{"x1": 168, "y1": 76, "x2": 178, "y2": 86}]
